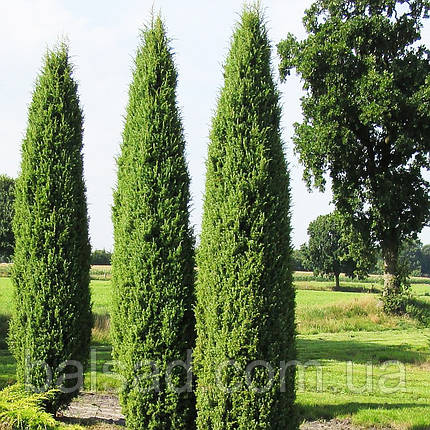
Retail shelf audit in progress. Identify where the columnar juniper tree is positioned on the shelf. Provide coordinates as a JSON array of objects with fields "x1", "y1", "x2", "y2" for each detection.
[
  {"x1": 278, "y1": 0, "x2": 430, "y2": 313},
  {"x1": 111, "y1": 17, "x2": 195, "y2": 430},
  {"x1": 8, "y1": 44, "x2": 92, "y2": 410},
  {"x1": 194, "y1": 6, "x2": 296, "y2": 430}
]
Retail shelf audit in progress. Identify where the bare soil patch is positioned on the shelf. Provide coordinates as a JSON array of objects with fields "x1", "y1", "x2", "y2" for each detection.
[
  {"x1": 58, "y1": 393, "x2": 124, "y2": 427},
  {"x1": 59, "y1": 393, "x2": 392, "y2": 429},
  {"x1": 300, "y1": 419, "x2": 389, "y2": 430}
]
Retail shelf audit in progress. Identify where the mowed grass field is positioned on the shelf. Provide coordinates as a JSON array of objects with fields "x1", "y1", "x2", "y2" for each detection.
[{"x1": 0, "y1": 275, "x2": 430, "y2": 428}]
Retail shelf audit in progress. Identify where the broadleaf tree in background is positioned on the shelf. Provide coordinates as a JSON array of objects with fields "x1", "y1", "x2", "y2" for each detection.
[
  {"x1": 291, "y1": 246, "x2": 307, "y2": 272},
  {"x1": 0, "y1": 175, "x2": 16, "y2": 262},
  {"x1": 194, "y1": 6, "x2": 297, "y2": 429},
  {"x1": 278, "y1": 0, "x2": 430, "y2": 313},
  {"x1": 421, "y1": 244, "x2": 430, "y2": 276},
  {"x1": 111, "y1": 17, "x2": 196, "y2": 430},
  {"x1": 303, "y1": 212, "x2": 374, "y2": 289},
  {"x1": 373, "y1": 238, "x2": 429, "y2": 277},
  {"x1": 8, "y1": 44, "x2": 92, "y2": 411},
  {"x1": 398, "y1": 238, "x2": 424, "y2": 277}
]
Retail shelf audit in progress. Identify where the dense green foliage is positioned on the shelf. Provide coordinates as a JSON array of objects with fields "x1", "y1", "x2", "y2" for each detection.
[
  {"x1": 397, "y1": 239, "x2": 424, "y2": 279},
  {"x1": 421, "y1": 244, "x2": 430, "y2": 276},
  {"x1": 372, "y1": 239, "x2": 430, "y2": 277},
  {"x1": 90, "y1": 249, "x2": 112, "y2": 265},
  {"x1": 397, "y1": 239, "x2": 430, "y2": 277},
  {"x1": 304, "y1": 213, "x2": 350, "y2": 288},
  {"x1": 194, "y1": 7, "x2": 296, "y2": 429},
  {"x1": 8, "y1": 44, "x2": 92, "y2": 411},
  {"x1": 292, "y1": 247, "x2": 307, "y2": 271},
  {"x1": 0, "y1": 175, "x2": 15, "y2": 263},
  {"x1": 303, "y1": 212, "x2": 374, "y2": 287},
  {"x1": 111, "y1": 17, "x2": 195, "y2": 430},
  {"x1": 278, "y1": 0, "x2": 430, "y2": 313}
]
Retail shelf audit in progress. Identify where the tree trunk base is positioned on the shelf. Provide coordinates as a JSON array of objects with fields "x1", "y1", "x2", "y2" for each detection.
[{"x1": 382, "y1": 272, "x2": 407, "y2": 314}]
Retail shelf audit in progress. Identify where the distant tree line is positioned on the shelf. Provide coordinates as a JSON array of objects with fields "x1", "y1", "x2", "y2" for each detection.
[
  {"x1": 90, "y1": 249, "x2": 112, "y2": 265},
  {"x1": 0, "y1": 175, "x2": 15, "y2": 263}
]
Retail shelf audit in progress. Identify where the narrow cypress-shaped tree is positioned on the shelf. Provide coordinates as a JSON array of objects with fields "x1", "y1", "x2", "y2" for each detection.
[
  {"x1": 111, "y1": 17, "x2": 195, "y2": 430},
  {"x1": 8, "y1": 43, "x2": 92, "y2": 411},
  {"x1": 194, "y1": 6, "x2": 296, "y2": 429}
]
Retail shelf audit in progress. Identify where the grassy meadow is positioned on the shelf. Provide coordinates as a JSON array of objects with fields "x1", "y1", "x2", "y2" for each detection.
[{"x1": 0, "y1": 273, "x2": 429, "y2": 428}]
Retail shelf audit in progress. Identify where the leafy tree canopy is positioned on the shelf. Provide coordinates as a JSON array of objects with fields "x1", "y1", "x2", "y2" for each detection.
[
  {"x1": 421, "y1": 243, "x2": 430, "y2": 275},
  {"x1": 279, "y1": 0, "x2": 430, "y2": 311},
  {"x1": 303, "y1": 211, "x2": 374, "y2": 287},
  {"x1": 90, "y1": 249, "x2": 111, "y2": 265}
]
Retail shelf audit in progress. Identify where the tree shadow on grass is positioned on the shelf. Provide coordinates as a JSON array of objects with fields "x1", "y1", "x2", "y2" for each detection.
[
  {"x1": 0, "y1": 348, "x2": 15, "y2": 389},
  {"x1": 333, "y1": 285, "x2": 381, "y2": 294},
  {"x1": 297, "y1": 337, "x2": 429, "y2": 364},
  {"x1": 407, "y1": 298, "x2": 430, "y2": 327},
  {"x1": 298, "y1": 401, "x2": 430, "y2": 424},
  {"x1": 59, "y1": 416, "x2": 125, "y2": 427},
  {"x1": 0, "y1": 314, "x2": 9, "y2": 349},
  {"x1": 0, "y1": 314, "x2": 15, "y2": 389}
]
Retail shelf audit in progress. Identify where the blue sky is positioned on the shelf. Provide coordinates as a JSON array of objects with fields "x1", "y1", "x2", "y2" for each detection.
[{"x1": 1, "y1": 0, "x2": 429, "y2": 250}]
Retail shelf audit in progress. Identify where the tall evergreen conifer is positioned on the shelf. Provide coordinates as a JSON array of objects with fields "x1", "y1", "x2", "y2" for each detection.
[
  {"x1": 111, "y1": 17, "x2": 195, "y2": 430},
  {"x1": 9, "y1": 44, "x2": 92, "y2": 410},
  {"x1": 194, "y1": 6, "x2": 297, "y2": 429}
]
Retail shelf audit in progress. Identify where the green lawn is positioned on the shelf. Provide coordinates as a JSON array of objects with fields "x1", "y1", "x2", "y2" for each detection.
[
  {"x1": 0, "y1": 278, "x2": 112, "y2": 316},
  {"x1": 1, "y1": 277, "x2": 430, "y2": 428},
  {"x1": 0, "y1": 278, "x2": 13, "y2": 317},
  {"x1": 296, "y1": 329, "x2": 430, "y2": 428},
  {"x1": 90, "y1": 280, "x2": 112, "y2": 315},
  {"x1": 296, "y1": 289, "x2": 367, "y2": 307},
  {"x1": 411, "y1": 283, "x2": 430, "y2": 297},
  {"x1": 0, "y1": 277, "x2": 392, "y2": 314}
]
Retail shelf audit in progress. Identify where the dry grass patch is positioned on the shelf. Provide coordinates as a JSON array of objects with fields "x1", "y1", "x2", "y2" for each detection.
[{"x1": 297, "y1": 295, "x2": 420, "y2": 335}]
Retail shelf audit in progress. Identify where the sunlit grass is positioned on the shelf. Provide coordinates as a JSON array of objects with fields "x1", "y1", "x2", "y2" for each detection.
[
  {"x1": 296, "y1": 329, "x2": 430, "y2": 429},
  {"x1": 1, "y1": 276, "x2": 430, "y2": 428},
  {"x1": 297, "y1": 294, "x2": 427, "y2": 334}
]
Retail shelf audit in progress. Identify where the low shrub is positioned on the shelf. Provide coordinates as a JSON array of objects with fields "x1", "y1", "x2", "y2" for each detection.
[{"x1": 0, "y1": 385, "x2": 81, "y2": 430}]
